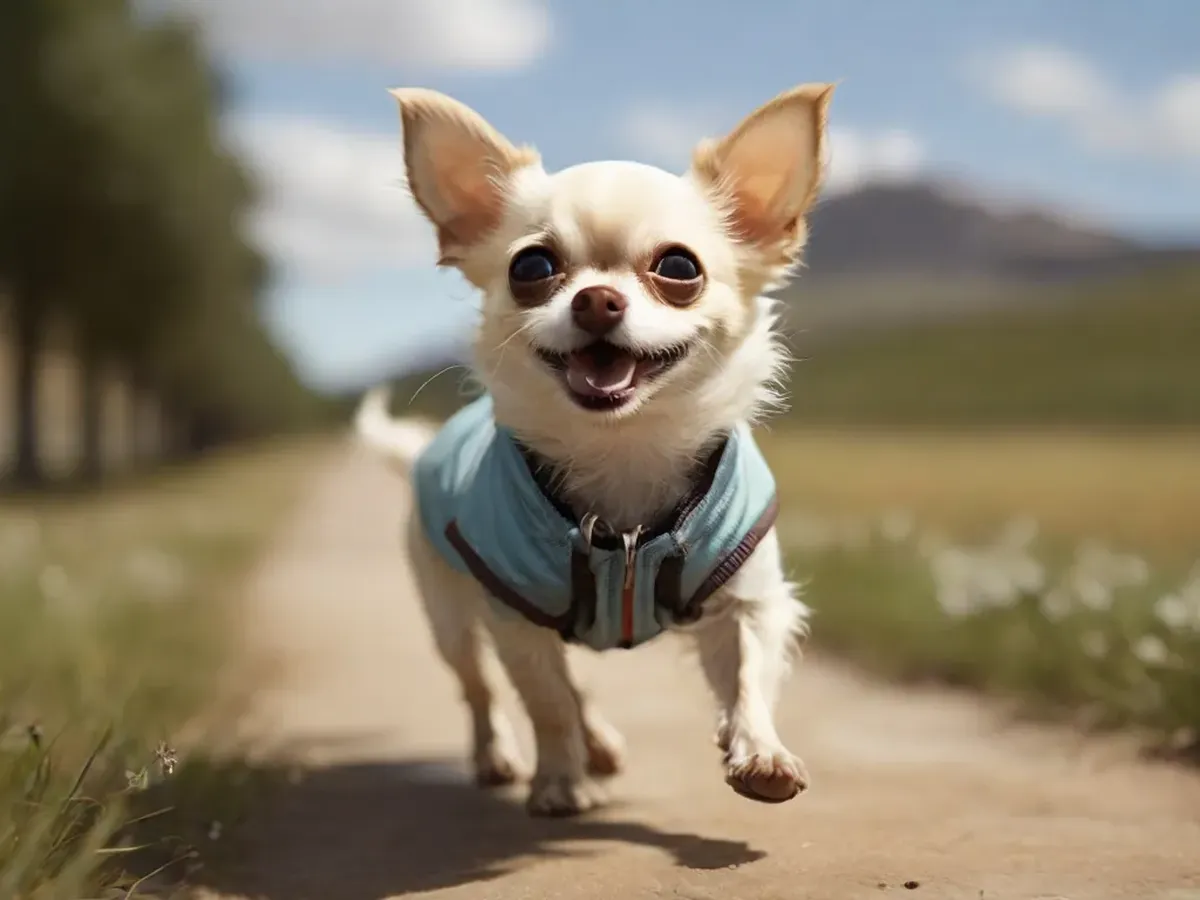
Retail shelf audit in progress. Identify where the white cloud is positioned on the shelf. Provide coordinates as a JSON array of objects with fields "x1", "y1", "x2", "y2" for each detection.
[
  {"x1": 148, "y1": 0, "x2": 550, "y2": 70},
  {"x1": 227, "y1": 116, "x2": 433, "y2": 280},
  {"x1": 977, "y1": 45, "x2": 1200, "y2": 164},
  {"x1": 616, "y1": 105, "x2": 725, "y2": 172},
  {"x1": 618, "y1": 103, "x2": 925, "y2": 192},
  {"x1": 823, "y1": 128, "x2": 925, "y2": 192}
]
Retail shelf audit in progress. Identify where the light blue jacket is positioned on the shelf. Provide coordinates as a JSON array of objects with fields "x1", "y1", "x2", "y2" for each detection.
[{"x1": 412, "y1": 395, "x2": 778, "y2": 652}]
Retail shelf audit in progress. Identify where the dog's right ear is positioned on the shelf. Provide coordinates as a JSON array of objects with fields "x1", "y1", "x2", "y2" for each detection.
[{"x1": 390, "y1": 88, "x2": 539, "y2": 265}]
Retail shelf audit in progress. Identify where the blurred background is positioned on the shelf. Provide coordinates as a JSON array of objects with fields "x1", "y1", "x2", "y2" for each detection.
[
  {"x1": 1, "y1": 1, "x2": 1199, "y2": 894},
  {"x1": 2, "y1": 0, "x2": 1199, "y2": 482}
]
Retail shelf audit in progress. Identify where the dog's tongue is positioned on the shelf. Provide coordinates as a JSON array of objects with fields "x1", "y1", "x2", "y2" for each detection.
[{"x1": 565, "y1": 344, "x2": 637, "y2": 397}]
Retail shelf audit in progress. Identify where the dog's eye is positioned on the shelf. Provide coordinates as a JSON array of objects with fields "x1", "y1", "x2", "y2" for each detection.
[
  {"x1": 652, "y1": 248, "x2": 701, "y2": 281},
  {"x1": 509, "y1": 247, "x2": 559, "y2": 283}
]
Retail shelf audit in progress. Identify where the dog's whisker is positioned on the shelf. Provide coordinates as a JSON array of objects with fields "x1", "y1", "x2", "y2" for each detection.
[
  {"x1": 407, "y1": 365, "x2": 468, "y2": 406},
  {"x1": 487, "y1": 319, "x2": 539, "y2": 379}
]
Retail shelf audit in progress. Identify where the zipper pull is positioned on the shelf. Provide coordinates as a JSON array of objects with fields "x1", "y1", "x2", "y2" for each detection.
[{"x1": 622, "y1": 525, "x2": 643, "y2": 590}]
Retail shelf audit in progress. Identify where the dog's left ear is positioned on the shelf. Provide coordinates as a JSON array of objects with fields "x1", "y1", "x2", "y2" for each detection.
[
  {"x1": 390, "y1": 88, "x2": 540, "y2": 265},
  {"x1": 690, "y1": 83, "x2": 834, "y2": 261}
]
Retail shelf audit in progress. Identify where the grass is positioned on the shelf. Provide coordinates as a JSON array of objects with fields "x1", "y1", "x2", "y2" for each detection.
[
  {"x1": 765, "y1": 428, "x2": 1200, "y2": 757},
  {"x1": 762, "y1": 430, "x2": 1200, "y2": 563},
  {"x1": 0, "y1": 438, "x2": 334, "y2": 899},
  {"x1": 780, "y1": 265, "x2": 1200, "y2": 427}
]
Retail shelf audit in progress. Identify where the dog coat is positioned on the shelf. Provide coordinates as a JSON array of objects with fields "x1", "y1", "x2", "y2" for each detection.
[{"x1": 412, "y1": 395, "x2": 779, "y2": 652}]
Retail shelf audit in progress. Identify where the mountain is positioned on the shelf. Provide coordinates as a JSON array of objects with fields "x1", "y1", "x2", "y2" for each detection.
[
  {"x1": 772, "y1": 179, "x2": 1200, "y2": 336},
  {"x1": 800, "y1": 180, "x2": 1199, "y2": 281}
]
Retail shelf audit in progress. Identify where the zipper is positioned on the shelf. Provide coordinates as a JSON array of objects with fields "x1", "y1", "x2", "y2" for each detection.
[{"x1": 620, "y1": 526, "x2": 643, "y2": 646}]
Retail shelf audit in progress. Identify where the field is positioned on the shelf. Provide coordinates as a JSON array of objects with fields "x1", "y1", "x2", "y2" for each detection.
[
  {"x1": 765, "y1": 429, "x2": 1200, "y2": 755},
  {"x1": 0, "y1": 440, "x2": 333, "y2": 899},
  {"x1": 779, "y1": 265, "x2": 1200, "y2": 427}
]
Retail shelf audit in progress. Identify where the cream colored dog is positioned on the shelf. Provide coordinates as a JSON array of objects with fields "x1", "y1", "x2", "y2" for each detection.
[{"x1": 357, "y1": 82, "x2": 834, "y2": 817}]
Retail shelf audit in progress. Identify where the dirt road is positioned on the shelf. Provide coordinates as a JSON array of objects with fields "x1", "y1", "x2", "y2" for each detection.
[{"x1": 199, "y1": 446, "x2": 1200, "y2": 900}]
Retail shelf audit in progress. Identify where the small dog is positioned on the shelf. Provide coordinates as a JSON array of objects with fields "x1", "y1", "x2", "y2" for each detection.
[{"x1": 357, "y1": 82, "x2": 834, "y2": 817}]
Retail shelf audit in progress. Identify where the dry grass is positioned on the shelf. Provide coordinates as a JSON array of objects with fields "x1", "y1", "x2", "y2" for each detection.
[
  {"x1": 762, "y1": 429, "x2": 1200, "y2": 564},
  {"x1": 0, "y1": 438, "x2": 335, "y2": 899}
]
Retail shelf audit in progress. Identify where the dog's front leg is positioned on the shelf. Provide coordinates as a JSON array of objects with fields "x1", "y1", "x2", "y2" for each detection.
[
  {"x1": 691, "y1": 530, "x2": 810, "y2": 803},
  {"x1": 488, "y1": 616, "x2": 607, "y2": 816}
]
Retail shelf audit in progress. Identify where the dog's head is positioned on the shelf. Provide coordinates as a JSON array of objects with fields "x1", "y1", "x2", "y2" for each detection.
[{"x1": 393, "y1": 84, "x2": 833, "y2": 450}]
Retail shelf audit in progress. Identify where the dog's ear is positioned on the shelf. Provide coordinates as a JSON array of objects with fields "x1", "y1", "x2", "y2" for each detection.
[
  {"x1": 690, "y1": 83, "x2": 834, "y2": 261},
  {"x1": 390, "y1": 88, "x2": 539, "y2": 265}
]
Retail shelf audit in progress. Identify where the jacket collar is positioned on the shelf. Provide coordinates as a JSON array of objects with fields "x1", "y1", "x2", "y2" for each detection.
[{"x1": 511, "y1": 436, "x2": 729, "y2": 549}]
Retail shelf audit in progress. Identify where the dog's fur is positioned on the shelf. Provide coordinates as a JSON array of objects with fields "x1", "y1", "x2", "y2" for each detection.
[{"x1": 356, "y1": 83, "x2": 834, "y2": 816}]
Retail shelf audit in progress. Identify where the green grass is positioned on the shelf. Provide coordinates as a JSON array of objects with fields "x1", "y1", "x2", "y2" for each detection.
[
  {"x1": 764, "y1": 429, "x2": 1200, "y2": 758},
  {"x1": 0, "y1": 439, "x2": 333, "y2": 899},
  {"x1": 780, "y1": 265, "x2": 1200, "y2": 427}
]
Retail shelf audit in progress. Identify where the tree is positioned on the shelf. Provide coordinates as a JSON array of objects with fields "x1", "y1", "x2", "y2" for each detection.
[
  {"x1": 0, "y1": 0, "x2": 140, "y2": 484},
  {"x1": 1, "y1": 0, "x2": 319, "y2": 488}
]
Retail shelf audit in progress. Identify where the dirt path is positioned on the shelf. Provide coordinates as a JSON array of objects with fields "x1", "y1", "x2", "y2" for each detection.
[{"x1": 198, "y1": 445, "x2": 1200, "y2": 900}]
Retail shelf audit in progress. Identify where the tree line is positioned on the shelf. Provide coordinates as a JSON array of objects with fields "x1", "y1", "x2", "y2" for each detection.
[{"x1": 0, "y1": 0, "x2": 325, "y2": 487}]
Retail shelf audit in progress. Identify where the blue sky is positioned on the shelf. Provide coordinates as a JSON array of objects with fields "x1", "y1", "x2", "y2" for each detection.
[{"x1": 163, "y1": 0, "x2": 1200, "y2": 390}]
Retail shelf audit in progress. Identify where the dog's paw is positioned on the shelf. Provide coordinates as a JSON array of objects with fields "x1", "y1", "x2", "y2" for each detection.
[
  {"x1": 526, "y1": 773, "x2": 606, "y2": 817},
  {"x1": 584, "y1": 720, "x2": 626, "y2": 778},
  {"x1": 724, "y1": 746, "x2": 809, "y2": 804},
  {"x1": 474, "y1": 744, "x2": 524, "y2": 788}
]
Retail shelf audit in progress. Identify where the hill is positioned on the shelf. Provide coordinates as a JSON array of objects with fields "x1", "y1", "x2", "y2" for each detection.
[{"x1": 802, "y1": 181, "x2": 1197, "y2": 281}]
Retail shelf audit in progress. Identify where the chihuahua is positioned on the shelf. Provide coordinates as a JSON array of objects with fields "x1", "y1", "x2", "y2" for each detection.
[{"x1": 357, "y1": 82, "x2": 834, "y2": 816}]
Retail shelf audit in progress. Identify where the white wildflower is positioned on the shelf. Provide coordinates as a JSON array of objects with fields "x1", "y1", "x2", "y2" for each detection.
[
  {"x1": 976, "y1": 562, "x2": 1020, "y2": 609},
  {"x1": 1179, "y1": 567, "x2": 1200, "y2": 609},
  {"x1": 936, "y1": 584, "x2": 976, "y2": 618},
  {"x1": 1133, "y1": 634, "x2": 1170, "y2": 667},
  {"x1": 879, "y1": 509, "x2": 916, "y2": 544},
  {"x1": 1039, "y1": 587, "x2": 1074, "y2": 621},
  {"x1": 929, "y1": 543, "x2": 1040, "y2": 616},
  {"x1": 1154, "y1": 593, "x2": 1192, "y2": 631},
  {"x1": 1073, "y1": 576, "x2": 1114, "y2": 612},
  {"x1": 1075, "y1": 541, "x2": 1150, "y2": 591},
  {"x1": 1007, "y1": 556, "x2": 1046, "y2": 594}
]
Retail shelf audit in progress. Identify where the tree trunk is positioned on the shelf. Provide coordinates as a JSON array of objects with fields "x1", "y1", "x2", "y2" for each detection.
[
  {"x1": 78, "y1": 342, "x2": 104, "y2": 484},
  {"x1": 11, "y1": 300, "x2": 44, "y2": 487},
  {"x1": 127, "y1": 369, "x2": 145, "y2": 470}
]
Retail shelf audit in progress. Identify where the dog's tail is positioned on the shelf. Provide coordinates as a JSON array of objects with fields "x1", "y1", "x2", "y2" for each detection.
[{"x1": 354, "y1": 385, "x2": 437, "y2": 476}]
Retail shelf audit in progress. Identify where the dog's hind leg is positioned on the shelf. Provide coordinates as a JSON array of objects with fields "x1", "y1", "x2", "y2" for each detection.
[
  {"x1": 406, "y1": 515, "x2": 525, "y2": 787},
  {"x1": 690, "y1": 529, "x2": 810, "y2": 804}
]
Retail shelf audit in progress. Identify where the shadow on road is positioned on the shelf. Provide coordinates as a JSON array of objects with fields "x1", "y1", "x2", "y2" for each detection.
[{"x1": 189, "y1": 756, "x2": 766, "y2": 899}]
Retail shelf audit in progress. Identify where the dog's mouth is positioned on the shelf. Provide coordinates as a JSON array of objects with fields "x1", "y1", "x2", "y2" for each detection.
[{"x1": 536, "y1": 340, "x2": 691, "y2": 412}]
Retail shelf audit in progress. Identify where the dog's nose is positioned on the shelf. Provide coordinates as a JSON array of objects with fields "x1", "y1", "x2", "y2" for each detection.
[{"x1": 571, "y1": 286, "x2": 627, "y2": 337}]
